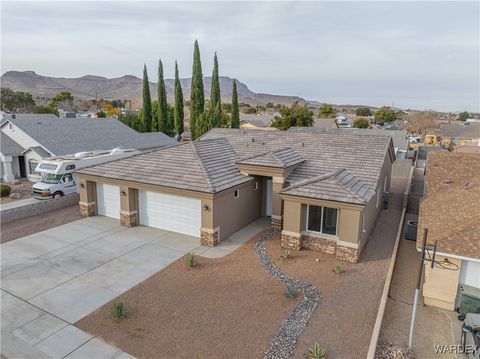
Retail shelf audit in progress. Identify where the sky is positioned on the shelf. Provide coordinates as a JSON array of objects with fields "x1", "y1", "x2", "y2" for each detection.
[{"x1": 1, "y1": 1, "x2": 479, "y2": 112}]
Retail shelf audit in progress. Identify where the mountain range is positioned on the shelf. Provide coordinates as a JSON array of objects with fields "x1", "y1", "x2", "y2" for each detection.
[{"x1": 1, "y1": 71, "x2": 309, "y2": 108}]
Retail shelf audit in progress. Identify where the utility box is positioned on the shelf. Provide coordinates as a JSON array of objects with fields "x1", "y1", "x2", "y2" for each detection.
[{"x1": 458, "y1": 284, "x2": 480, "y2": 320}]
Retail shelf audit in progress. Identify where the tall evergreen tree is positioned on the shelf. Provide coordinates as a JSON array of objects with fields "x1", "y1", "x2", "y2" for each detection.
[
  {"x1": 210, "y1": 52, "x2": 221, "y2": 109},
  {"x1": 174, "y1": 61, "x2": 184, "y2": 138},
  {"x1": 157, "y1": 59, "x2": 169, "y2": 134},
  {"x1": 190, "y1": 40, "x2": 204, "y2": 140},
  {"x1": 142, "y1": 64, "x2": 152, "y2": 133},
  {"x1": 231, "y1": 80, "x2": 240, "y2": 128}
]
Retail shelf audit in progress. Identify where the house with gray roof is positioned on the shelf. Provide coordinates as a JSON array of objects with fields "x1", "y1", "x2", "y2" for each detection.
[
  {"x1": 76, "y1": 128, "x2": 395, "y2": 263},
  {"x1": 0, "y1": 117, "x2": 175, "y2": 182}
]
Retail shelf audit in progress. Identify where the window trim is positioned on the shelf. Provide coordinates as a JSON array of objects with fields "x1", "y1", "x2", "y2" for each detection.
[
  {"x1": 376, "y1": 186, "x2": 381, "y2": 208},
  {"x1": 28, "y1": 159, "x2": 40, "y2": 176},
  {"x1": 234, "y1": 189, "x2": 240, "y2": 198},
  {"x1": 254, "y1": 181, "x2": 259, "y2": 190},
  {"x1": 306, "y1": 204, "x2": 339, "y2": 237}
]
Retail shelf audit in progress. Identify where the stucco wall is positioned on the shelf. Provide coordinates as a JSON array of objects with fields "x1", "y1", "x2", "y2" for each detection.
[{"x1": 213, "y1": 179, "x2": 262, "y2": 241}]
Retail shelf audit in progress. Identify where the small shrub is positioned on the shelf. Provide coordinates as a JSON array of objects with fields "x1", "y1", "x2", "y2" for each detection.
[
  {"x1": 332, "y1": 264, "x2": 344, "y2": 275},
  {"x1": 280, "y1": 249, "x2": 291, "y2": 261},
  {"x1": 111, "y1": 301, "x2": 126, "y2": 319},
  {"x1": 284, "y1": 285, "x2": 298, "y2": 299},
  {"x1": 185, "y1": 252, "x2": 197, "y2": 268},
  {"x1": 308, "y1": 343, "x2": 327, "y2": 358},
  {"x1": 0, "y1": 184, "x2": 11, "y2": 197}
]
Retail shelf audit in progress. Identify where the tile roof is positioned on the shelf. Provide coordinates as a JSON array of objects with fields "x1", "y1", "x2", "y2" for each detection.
[
  {"x1": 237, "y1": 147, "x2": 304, "y2": 168},
  {"x1": 77, "y1": 138, "x2": 252, "y2": 193},
  {"x1": 78, "y1": 128, "x2": 393, "y2": 201},
  {"x1": 240, "y1": 113, "x2": 276, "y2": 127},
  {"x1": 1, "y1": 117, "x2": 176, "y2": 156},
  {"x1": 429, "y1": 123, "x2": 480, "y2": 139},
  {"x1": 417, "y1": 152, "x2": 480, "y2": 260},
  {"x1": 0, "y1": 133, "x2": 24, "y2": 155},
  {"x1": 313, "y1": 118, "x2": 339, "y2": 129},
  {"x1": 288, "y1": 127, "x2": 408, "y2": 152},
  {"x1": 280, "y1": 168, "x2": 375, "y2": 204}
]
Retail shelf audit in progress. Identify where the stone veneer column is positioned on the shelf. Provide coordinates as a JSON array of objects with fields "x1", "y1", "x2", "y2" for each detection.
[
  {"x1": 200, "y1": 227, "x2": 220, "y2": 247},
  {"x1": 271, "y1": 177, "x2": 286, "y2": 229},
  {"x1": 120, "y1": 186, "x2": 138, "y2": 227},
  {"x1": 281, "y1": 230, "x2": 301, "y2": 250},
  {"x1": 79, "y1": 180, "x2": 96, "y2": 217},
  {"x1": 335, "y1": 245, "x2": 358, "y2": 263}
]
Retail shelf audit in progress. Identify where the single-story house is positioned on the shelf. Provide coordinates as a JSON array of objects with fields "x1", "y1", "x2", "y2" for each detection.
[
  {"x1": 417, "y1": 152, "x2": 480, "y2": 311},
  {"x1": 240, "y1": 113, "x2": 277, "y2": 129},
  {"x1": 314, "y1": 118, "x2": 339, "y2": 129},
  {"x1": 425, "y1": 123, "x2": 480, "y2": 147},
  {"x1": 288, "y1": 127, "x2": 409, "y2": 160},
  {"x1": 0, "y1": 116, "x2": 175, "y2": 183},
  {"x1": 76, "y1": 128, "x2": 395, "y2": 263}
]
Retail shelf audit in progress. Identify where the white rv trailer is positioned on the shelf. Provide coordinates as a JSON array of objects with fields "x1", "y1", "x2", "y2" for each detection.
[{"x1": 32, "y1": 147, "x2": 140, "y2": 199}]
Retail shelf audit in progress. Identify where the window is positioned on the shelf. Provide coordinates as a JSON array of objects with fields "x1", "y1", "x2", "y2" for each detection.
[
  {"x1": 234, "y1": 189, "x2": 240, "y2": 198},
  {"x1": 28, "y1": 159, "x2": 40, "y2": 176},
  {"x1": 63, "y1": 173, "x2": 73, "y2": 182},
  {"x1": 307, "y1": 205, "x2": 338, "y2": 236},
  {"x1": 254, "y1": 182, "x2": 259, "y2": 190}
]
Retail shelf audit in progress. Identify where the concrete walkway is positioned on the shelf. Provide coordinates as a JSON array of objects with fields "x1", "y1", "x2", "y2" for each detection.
[
  {"x1": 1, "y1": 217, "x2": 200, "y2": 359},
  {"x1": 1, "y1": 216, "x2": 270, "y2": 358}
]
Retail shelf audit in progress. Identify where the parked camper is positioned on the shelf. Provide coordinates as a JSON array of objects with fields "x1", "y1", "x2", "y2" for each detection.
[{"x1": 32, "y1": 148, "x2": 140, "y2": 199}]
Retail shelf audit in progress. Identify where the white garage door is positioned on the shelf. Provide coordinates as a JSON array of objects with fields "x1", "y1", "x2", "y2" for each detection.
[
  {"x1": 139, "y1": 190, "x2": 201, "y2": 237},
  {"x1": 96, "y1": 183, "x2": 120, "y2": 219}
]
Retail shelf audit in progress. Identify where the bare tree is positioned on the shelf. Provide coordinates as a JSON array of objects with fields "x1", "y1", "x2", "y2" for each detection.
[{"x1": 407, "y1": 111, "x2": 436, "y2": 137}]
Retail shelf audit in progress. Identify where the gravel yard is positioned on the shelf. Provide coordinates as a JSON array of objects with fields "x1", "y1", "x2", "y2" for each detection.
[
  {"x1": 0, "y1": 205, "x2": 82, "y2": 243},
  {"x1": 0, "y1": 180, "x2": 33, "y2": 204},
  {"x1": 77, "y1": 177, "x2": 407, "y2": 359}
]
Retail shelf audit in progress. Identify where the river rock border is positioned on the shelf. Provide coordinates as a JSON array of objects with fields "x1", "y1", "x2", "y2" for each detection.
[{"x1": 254, "y1": 228, "x2": 322, "y2": 359}]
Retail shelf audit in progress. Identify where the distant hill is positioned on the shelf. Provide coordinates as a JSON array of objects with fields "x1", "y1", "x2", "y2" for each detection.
[{"x1": 1, "y1": 71, "x2": 308, "y2": 108}]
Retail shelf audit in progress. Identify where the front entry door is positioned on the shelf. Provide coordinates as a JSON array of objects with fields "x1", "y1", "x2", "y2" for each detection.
[
  {"x1": 265, "y1": 179, "x2": 272, "y2": 216},
  {"x1": 18, "y1": 156, "x2": 26, "y2": 178}
]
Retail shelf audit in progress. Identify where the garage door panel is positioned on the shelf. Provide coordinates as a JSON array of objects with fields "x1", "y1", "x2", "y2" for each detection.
[
  {"x1": 97, "y1": 184, "x2": 120, "y2": 219},
  {"x1": 139, "y1": 191, "x2": 201, "y2": 237}
]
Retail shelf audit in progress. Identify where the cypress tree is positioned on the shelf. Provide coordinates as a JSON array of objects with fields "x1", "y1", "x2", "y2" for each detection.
[
  {"x1": 231, "y1": 79, "x2": 240, "y2": 128},
  {"x1": 174, "y1": 60, "x2": 184, "y2": 138},
  {"x1": 157, "y1": 59, "x2": 168, "y2": 134},
  {"x1": 190, "y1": 40, "x2": 204, "y2": 140},
  {"x1": 142, "y1": 64, "x2": 152, "y2": 133},
  {"x1": 210, "y1": 52, "x2": 221, "y2": 109}
]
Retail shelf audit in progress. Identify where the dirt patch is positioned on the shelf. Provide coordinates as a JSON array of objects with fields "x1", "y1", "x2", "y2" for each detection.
[
  {"x1": 0, "y1": 180, "x2": 33, "y2": 204},
  {"x1": 0, "y1": 205, "x2": 82, "y2": 243},
  {"x1": 379, "y1": 219, "x2": 455, "y2": 359},
  {"x1": 76, "y1": 232, "x2": 299, "y2": 359}
]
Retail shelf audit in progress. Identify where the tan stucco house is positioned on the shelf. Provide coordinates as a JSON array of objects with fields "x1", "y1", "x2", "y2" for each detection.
[
  {"x1": 417, "y1": 152, "x2": 480, "y2": 310},
  {"x1": 77, "y1": 128, "x2": 395, "y2": 263}
]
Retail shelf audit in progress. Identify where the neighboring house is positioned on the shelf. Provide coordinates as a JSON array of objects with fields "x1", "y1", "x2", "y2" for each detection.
[
  {"x1": 288, "y1": 127, "x2": 408, "y2": 159},
  {"x1": 0, "y1": 117, "x2": 175, "y2": 183},
  {"x1": 314, "y1": 118, "x2": 339, "y2": 129},
  {"x1": 77, "y1": 128, "x2": 395, "y2": 263},
  {"x1": 454, "y1": 145, "x2": 480, "y2": 154},
  {"x1": 417, "y1": 152, "x2": 480, "y2": 311},
  {"x1": 425, "y1": 123, "x2": 480, "y2": 147},
  {"x1": 1, "y1": 113, "x2": 59, "y2": 120},
  {"x1": 240, "y1": 113, "x2": 277, "y2": 129}
]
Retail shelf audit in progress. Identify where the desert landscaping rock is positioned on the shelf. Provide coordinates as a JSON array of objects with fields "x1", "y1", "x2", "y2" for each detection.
[
  {"x1": 254, "y1": 229, "x2": 322, "y2": 359},
  {"x1": 375, "y1": 340, "x2": 415, "y2": 359}
]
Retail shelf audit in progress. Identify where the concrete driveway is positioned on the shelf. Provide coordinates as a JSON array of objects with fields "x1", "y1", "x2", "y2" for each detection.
[{"x1": 1, "y1": 216, "x2": 201, "y2": 359}]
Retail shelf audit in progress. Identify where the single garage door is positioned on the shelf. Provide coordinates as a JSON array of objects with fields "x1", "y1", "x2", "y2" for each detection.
[
  {"x1": 138, "y1": 190, "x2": 201, "y2": 237},
  {"x1": 96, "y1": 183, "x2": 121, "y2": 219}
]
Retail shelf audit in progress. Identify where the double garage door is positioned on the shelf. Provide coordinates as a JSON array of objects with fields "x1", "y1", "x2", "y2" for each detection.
[{"x1": 96, "y1": 184, "x2": 201, "y2": 237}]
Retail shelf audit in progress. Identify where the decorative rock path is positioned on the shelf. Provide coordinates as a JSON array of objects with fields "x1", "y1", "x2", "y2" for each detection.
[{"x1": 254, "y1": 229, "x2": 322, "y2": 359}]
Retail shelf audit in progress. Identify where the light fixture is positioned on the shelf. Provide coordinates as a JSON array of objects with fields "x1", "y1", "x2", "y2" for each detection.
[
  {"x1": 80, "y1": 183, "x2": 85, "y2": 189},
  {"x1": 202, "y1": 204, "x2": 209, "y2": 211},
  {"x1": 120, "y1": 190, "x2": 126, "y2": 196}
]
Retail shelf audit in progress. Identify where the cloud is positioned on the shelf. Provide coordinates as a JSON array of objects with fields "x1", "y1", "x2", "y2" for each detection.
[{"x1": 1, "y1": 1, "x2": 479, "y2": 111}]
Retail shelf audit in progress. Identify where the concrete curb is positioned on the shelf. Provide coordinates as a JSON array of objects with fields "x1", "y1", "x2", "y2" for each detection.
[
  {"x1": 0, "y1": 194, "x2": 80, "y2": 224},
  {"x1": 366, "y1": 164, "x2": 416, "y2": 359}
]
